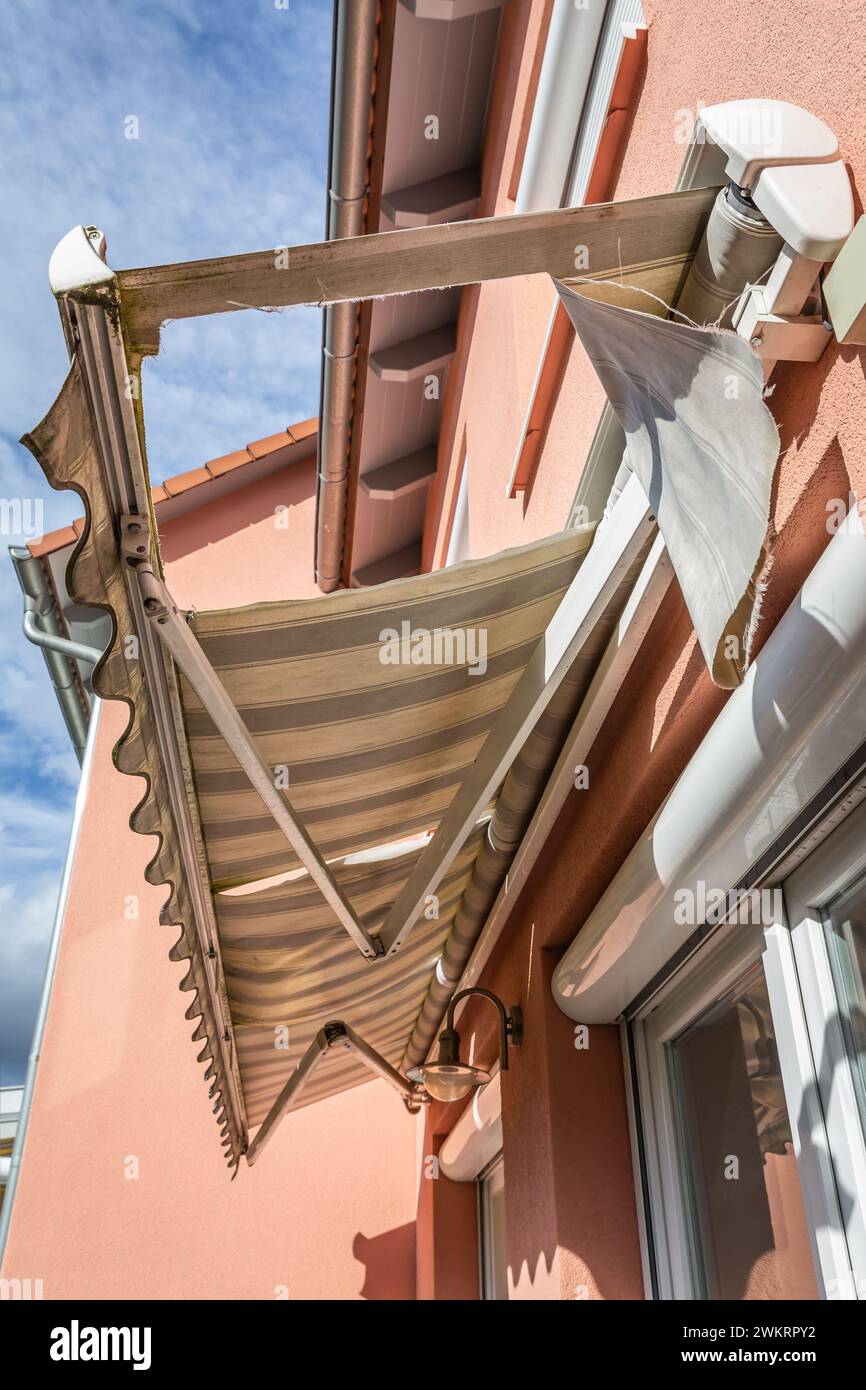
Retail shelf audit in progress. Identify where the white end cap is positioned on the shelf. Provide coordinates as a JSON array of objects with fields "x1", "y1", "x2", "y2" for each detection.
[
  {"x1": 700, "y1": 100, "x2": 839, "y2": 185},
  {"x1": 698, "y1": 100, "x2": 853, "y2": 260},
  {"x1": 755, "y1": 161, "x2": 855, "y2": 260},
  {"x1": 48, "y1": 226, "x2": 115, "y2": 298}
]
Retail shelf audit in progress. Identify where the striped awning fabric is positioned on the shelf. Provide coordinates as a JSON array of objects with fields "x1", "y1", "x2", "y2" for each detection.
[
  {"x1": 180, "y1": 529, "x2": 595, "y2": 1120},
  {"x1": 183, "y1": 530, "x2": 592, "y2": 889},
  {"x1": 21, "y1": 352, "x2": 615, "y2": 1160},
  {"x1": 218, "y1": 827, "x2": 487, "y2": 1125}
]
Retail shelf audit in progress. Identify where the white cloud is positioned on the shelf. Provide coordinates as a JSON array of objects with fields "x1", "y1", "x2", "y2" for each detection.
[
  {"x1": 0, "y1": 875, "x2": 63, "y2": 1087},
  {"x1": 1, "y1": 0, "x2": 330, "y2": 478}
]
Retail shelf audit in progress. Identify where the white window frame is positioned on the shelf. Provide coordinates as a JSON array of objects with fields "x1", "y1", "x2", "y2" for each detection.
[
  {"x1": 633, "y1": 922, "x2": 773, "y2": 1298},
  {"x1": 445, "y1": 460, "x2": 470, "y2": 567},
  {"x1": 630, "y1": 889, "x2": 862, "y2": 1300},
  {"x1": 477, "y1": 1151, "x2": 507, "y2": 1300},
  {"x1": 782, "y1": 796, "x2": 866, "y2": 1297}
]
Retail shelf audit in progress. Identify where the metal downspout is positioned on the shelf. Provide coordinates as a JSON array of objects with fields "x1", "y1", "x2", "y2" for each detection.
[
  {"x1": 22, "y1": 611, "x2": 102, "y2": 668},
  {"x1": 0, "y1": 699, "x2": 102, "y2": 1267},
  {"x1": 315, "y1": 0, "x2": 378, "y2": 591},
  {"x1": 10, "y1": 546, "x2": 97, "y2": 762}
]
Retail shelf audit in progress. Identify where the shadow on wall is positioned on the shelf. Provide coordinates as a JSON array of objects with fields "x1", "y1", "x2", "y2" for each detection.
[
  {"x1": 353, "y1": 1221, "x2": 417, "y2": 1300},
  {"x1": 159, "y1": 458, "x2": 318, "y2": 563}
]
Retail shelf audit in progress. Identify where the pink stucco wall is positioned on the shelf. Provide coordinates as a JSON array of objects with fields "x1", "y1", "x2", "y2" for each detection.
[
  {"x1": 1, "y1": 454, "x2": 421, "y2": 1300},
  {"x1": 419, "y1": 0, "x2": 866, "y2": 1299},
  {"x1": 429, "y1": 0, "x2": 866, "y2": 572}
]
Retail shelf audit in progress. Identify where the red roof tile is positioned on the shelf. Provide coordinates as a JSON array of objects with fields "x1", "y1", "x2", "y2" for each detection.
[
  {"x1": 162, "y1": 466, "x2": 212, "y2": 497},
  {"x1": 206, "y1": 448, "x2": 251, "y2": 478},
  {"x1": 246, "y1": 431, "x2": 293, "y2": 460},
  {"x1": 28, "y1": 524, "x2": 78, "y2": 558},
  {"x1": 288, "y1": 417, "x2": 317, "y2": 444},
  {"x1": 29, "y1": 420, "x2": 318, "y2": 558}
]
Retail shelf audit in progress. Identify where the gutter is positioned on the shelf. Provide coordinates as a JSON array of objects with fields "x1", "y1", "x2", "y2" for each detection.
[
  {"x1": 0, "y1": 699, "x2": 102, "y2": 1268},
  {"x1": 315, "y1": 0, "x2": 379, "y2": 591},
  {"x1": 9, "y1": 546, "x2": 98, "y2": 762}
]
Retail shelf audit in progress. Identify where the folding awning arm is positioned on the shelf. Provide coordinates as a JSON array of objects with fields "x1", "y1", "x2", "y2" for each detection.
[
  {"x1": 245, "y1": 1020, "x2": 429, "y2": 1167},
  {"x1": 378, "y1": 469, "x2": 656, "y2": 959},
  {"x1": 128, "y1": 546, "x2": 384, "y2": 961}
]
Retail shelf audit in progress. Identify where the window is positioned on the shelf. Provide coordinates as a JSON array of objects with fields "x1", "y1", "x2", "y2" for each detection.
[
  {"x1": 823, "y1": 872, "x2": 866, "y2": 1135},
  {"x1": 669, "y1": 963, "x2": 818, "y2": 1299},
  {"x1": 478, "y1": 1153, "x2": 508, "y2": 1300},
  {"x1": 632, "y1": 794, "x2": 866, "y2": 1300},
  {"x1": 635, "y1": 924, "x2": 819, "y2": 1299},
  {"x1": 782, "y1": 796, "x2": 866, "y2": 1297},
  {"x1": 445, "y1": 456, "x2": 470, "y2": 567}
]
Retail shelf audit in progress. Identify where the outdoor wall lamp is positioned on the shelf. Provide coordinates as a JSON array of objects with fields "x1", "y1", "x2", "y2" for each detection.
[{"x1": 408, "y1": 988, "x2": 522, "y2": 1103}]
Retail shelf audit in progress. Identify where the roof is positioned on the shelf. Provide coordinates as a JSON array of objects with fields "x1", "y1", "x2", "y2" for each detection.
[{"x1": 28, "y1": 418, "x2": 317, "y2": 559}]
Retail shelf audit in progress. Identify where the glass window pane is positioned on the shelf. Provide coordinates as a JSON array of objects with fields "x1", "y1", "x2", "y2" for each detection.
[
  {"x1": 670, "y1": 965, "x2": 819, "y2": 1300},
  {"x1": 825, "y1": 871, "x2": 866, "y2": 1135},
  {"x1": 479, "y1": 1157, "x2": 508, "y2": 1300}
]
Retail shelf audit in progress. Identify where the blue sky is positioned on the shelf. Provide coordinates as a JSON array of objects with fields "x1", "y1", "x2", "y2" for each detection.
[{"x1": 0, "y1": 0, "x2": 333, "y2": 1085}]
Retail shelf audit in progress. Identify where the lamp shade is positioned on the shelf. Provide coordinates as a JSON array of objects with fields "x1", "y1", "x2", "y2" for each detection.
[{"x1": 413, "y1": 1061, "x2": 491, "y2": 1103}]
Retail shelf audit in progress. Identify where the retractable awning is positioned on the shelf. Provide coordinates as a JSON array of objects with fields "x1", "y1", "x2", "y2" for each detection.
[{"x1": 23, "y1": 190, "x2": 780, "y2": 1167}]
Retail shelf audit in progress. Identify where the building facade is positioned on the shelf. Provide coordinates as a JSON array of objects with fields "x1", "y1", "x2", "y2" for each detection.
[{"x1": 2, "y1": 0, "x2": 866, "y2": 1301}]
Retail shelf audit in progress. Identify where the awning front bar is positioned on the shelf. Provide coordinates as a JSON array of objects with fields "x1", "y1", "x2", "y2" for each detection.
[{"x1": 113, "y1": 186, "x2": 717, "y2": 355}]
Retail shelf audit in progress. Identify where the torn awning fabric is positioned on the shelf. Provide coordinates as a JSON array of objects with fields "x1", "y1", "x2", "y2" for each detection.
[{"x1": 555, "y1": 282, "x2": 780, "y2": 687}]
